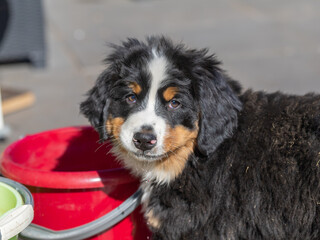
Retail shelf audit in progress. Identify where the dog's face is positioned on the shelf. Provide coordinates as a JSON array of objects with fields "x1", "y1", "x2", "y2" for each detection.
[
  {"x1": 81, "y1": 37, "x2": 242, "y2": 184},
  {"x1": 106, "y1": 50, "x2": 199, "y2": 162}
]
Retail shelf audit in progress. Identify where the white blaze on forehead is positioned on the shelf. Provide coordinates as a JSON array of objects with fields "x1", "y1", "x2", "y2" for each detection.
[
  {"x1": 118, "y1": 52, "x2": 169, "y2": 157},
  {"x1": 146, "y1": 53, "x2": 168, "y2": 110}
]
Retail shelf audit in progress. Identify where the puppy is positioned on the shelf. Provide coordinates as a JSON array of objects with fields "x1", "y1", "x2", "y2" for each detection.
[{"x1": 80, "y1": 36, "x2": 320, "y2": 240}]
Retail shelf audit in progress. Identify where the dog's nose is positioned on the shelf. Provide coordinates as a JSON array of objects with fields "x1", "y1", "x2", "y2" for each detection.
[{"x1": 133, "y1": 132, "x2": 157, "y2": 151}]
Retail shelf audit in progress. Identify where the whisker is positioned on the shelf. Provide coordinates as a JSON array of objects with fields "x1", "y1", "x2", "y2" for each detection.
[
  {"x1": 94, "y1": 125, "x2": 107, "y2": 130},
  {"x1": 94, "y1": 140, "x2": 114, "y2": 152}
]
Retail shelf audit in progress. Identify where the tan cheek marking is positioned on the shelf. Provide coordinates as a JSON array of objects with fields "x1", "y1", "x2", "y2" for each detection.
[
  {"x1": 146, "y1": 210, "x2": 161, "y2": 229},
  {"x1": 156, "y1": 123, "x2": 199, "y2": 179},
  {"x1": 163, "y1": 87, "x2": 178, "y2": 101},
  {"x1": 106, "y1": 116, "x2": 125, "y2": 140},
  {"x1": 129, "y1": 82, "x2": 142, "y2": 95},
  {"x1": 163, "y1": 124, "x2": 198, "y2": 153}
]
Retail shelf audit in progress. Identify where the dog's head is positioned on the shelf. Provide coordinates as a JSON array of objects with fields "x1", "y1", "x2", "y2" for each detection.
[{"x1": 80, "y1": 36, "x2": 242, "y2": 184}]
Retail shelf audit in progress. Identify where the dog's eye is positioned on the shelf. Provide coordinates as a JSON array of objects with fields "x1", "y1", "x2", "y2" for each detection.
[
  {"x1": 126, "y1": 94, "x2": 137, "y2": 104},
  {"x1": 168, "y1": 99, "x2": 181, "y2": 110}
]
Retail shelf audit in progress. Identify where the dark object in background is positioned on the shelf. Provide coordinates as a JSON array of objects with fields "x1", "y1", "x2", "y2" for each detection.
[
  {"x1": 0, "y1": 0, "x2": 9, "y2": 46},
  {"x1": 0, "y1": 0, "x2": 46, "y2": 68}
]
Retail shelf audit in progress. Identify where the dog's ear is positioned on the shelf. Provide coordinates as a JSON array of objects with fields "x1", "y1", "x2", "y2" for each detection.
[
  {"x1": 80, "y1": 38, "x2": 146, "y2": 141},
  {"x1": 80, "y1": 69, "x2": 114, "y2": 142},
  {"x1": 193, "y1": 52, "x2": 242, "y2": 156}
]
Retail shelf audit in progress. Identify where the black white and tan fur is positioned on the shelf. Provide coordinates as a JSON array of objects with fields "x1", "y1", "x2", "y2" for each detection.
[{"x1": 80, "y1": 36, "x2": 320, "y2": 240}]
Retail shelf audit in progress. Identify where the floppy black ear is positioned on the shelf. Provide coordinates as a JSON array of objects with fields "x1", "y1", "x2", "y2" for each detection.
[
  {"x1": 80, "y1": 69, "x2": 114, "y2": 141},
  {"x1": 194, "y1": 55, "x2": 242, "y2": 156},
  {"x1": 80, "y1": 38, "x2": 148, "y2": 141}
]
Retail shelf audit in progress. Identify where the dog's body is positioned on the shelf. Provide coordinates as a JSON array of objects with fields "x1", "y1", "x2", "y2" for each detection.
[{"x1": 81, "y1": 36, "x2": 320, "y2": 239}]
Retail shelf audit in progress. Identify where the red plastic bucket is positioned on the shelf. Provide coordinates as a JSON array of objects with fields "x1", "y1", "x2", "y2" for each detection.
[{"x1": 0, "y1": 126, "x2": 151, "y2": 240}]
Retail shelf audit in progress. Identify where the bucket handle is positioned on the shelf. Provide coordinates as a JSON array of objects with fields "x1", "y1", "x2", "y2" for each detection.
[{"x1": 19, "y1": 188, "x2": 143, "y2": 240}]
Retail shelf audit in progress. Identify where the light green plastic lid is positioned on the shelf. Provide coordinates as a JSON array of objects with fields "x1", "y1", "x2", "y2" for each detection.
[{"x1": 0, "y1": 181, "x2": 23, "y2": 217}]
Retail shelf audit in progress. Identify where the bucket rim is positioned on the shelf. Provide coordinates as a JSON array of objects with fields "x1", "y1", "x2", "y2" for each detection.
[
  {"x1": 0, "y1": 176, "x2": 34, "y2": 206},
  {"x1": 0, "y1": 126, "x2": 138, "y2": 189}
]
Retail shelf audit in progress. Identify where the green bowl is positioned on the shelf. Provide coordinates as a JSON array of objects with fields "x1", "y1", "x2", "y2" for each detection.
[{"x1": 0, "y1": 181, "x2": 24, "y2": 240}]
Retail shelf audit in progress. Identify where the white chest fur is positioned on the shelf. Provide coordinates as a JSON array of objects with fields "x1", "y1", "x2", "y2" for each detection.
[{"x1": 141, "y1": 181, "x2": 153, "y2": 211}]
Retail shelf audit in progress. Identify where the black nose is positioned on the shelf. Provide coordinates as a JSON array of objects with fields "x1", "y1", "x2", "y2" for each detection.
[{"x1": 133, "y1": 132, "x2": 157, "y2": 151}]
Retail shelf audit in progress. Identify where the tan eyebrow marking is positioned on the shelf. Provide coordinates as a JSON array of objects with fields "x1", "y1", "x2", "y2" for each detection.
[
  {"x1": 163, "y1": 86, "x2": 178, "y2": 101},
  {"x1": 128, "y1": 82, "x2": 142, "y2": 95}
]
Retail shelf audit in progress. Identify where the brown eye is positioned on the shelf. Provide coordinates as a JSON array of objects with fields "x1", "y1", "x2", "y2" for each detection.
[
  {"x1": 126, "y1": 94, "x2": 137, "y2": 104},
  {"x1": 168, "y1": 99, "x2": 181, "y2": 109}
]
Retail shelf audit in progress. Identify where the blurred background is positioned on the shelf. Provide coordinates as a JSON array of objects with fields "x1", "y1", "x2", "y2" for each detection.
[{"x1": 0, "y1": 0, "x2": 319, "y2": 152}]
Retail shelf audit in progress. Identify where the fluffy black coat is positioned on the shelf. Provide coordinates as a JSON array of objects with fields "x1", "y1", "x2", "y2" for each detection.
[
  {"x1": 81, "y1": 36, "x2": 320, "y2": 240},
  {"x1": 150, "y1": 91, "x2": 320, "y2": 239}
]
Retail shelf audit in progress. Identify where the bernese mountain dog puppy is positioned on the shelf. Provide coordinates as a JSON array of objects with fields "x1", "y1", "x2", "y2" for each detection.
[{"x1": 80, "y1": 36, "x2": 320, "y2": 239}]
